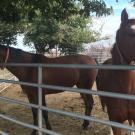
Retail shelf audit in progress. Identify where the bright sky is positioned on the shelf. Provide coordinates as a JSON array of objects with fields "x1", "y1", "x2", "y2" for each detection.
[
  {"x1": 99, "y1": 0, "x2": 135, "y2": 37},
  {"x1": 89, "y1": 0, "x2": 135, "y2": 47},
  {"x1": 17, "y1": 0, "x2": 135, "y2": 51}
]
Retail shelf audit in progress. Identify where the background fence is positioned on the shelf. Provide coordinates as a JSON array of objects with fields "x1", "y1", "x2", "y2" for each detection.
[
  {"x1": 0, "y1": 69, "x2": 17, "y2": 93},
  {"x1": 45, "y1": 49, "x2": 112, "y2": 64}
]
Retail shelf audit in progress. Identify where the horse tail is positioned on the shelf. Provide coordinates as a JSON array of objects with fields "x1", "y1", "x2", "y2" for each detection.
[
  {"x1": 96, "y1": 68, "x2": 106, "y2": 112},
  {"x1": 96, "y1": 58, "x2": 113, "y2": 112},
  {"x1": 94, "y1": 58, "x2": 98, "y2": 64}
]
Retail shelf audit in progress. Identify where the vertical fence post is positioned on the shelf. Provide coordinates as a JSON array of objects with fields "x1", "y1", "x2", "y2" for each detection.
[{"x1": 38, "y1": 65, "x2": 43, "y2": 135}]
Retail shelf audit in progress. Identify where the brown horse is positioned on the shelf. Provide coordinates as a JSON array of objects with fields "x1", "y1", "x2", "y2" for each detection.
[
  {"x1": 0, "y1": 45, "x2": 97, "y2": 135},
  {"x1": 96, "y1": 9, "x2": 135, "y2": 135}
]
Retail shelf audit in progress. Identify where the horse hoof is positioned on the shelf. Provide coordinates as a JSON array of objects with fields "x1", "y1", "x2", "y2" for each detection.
[
  {"x1": 31, "y1": 130, "x2": 37, "y2": 135},
  {"x1": 82, "y1": 126, "x2": 88, "y2": 130},
  {"x1": 81, "y1": 121, "x2": 89, "y2": 130},
  {"x1": 81, "y1": 124, "x2": 89, "y2": 130},
  {"x1": 46, "y1": 125, "x2": 52, "y2": 130}
]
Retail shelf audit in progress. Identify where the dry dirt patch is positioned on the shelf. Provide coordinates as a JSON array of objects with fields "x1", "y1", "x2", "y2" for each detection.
[{"x1": 0, "y1": 84, "x2": 110, "y2": 135}]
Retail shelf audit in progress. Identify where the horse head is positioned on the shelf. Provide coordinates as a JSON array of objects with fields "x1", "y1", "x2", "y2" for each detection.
[{"x1": 114, "y1": 9, "x2": 135, "y2": 64}]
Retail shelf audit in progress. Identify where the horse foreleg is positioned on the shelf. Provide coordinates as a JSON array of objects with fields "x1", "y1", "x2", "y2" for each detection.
[
  {"x1": 42, "y1": 95, "x2": 52, "y2": 130},
  {"x1": 111, "y1": 127, "x2": 121, "y2": 135},
  {"x1": 80, "y1": 94, "x2": 94, "y2": 130},
  {"x1": 27, "y1": 91, "x2": 38, "y2": 135},
  {"x1": 31, "y1": 107, "x2": 38, "y2": 135}
]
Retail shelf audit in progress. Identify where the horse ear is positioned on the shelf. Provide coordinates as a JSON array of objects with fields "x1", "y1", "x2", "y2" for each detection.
[{"x1": 121, "y1": 8, "x2": 128, "y2": 24}]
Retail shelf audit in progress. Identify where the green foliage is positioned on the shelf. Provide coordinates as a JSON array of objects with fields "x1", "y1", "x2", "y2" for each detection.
[
  {"x1": 131, "y1": 0, "x2": 135, "y2": 6},
  {"x1": 80, "y1": 0, "x2": 113, "y2": 17},
  {"x1": 0, "y1": 0, "x2": 112, "y2": 23},
  {"x1": 0, "y1": 0, "x2": 20, "y2": 23},
  {"x1": 24, "y1": 19, "x2": 59, "y2": 53},
  {"x1": 24, "y1": 15, "x2": 100, "y2": 54},
  {"x1": 0, "y1": 0, "x2": 112, "y2": 54},
  {"x1": 57, "y1": 15, "x2": 100, "y2": 54},
  {"x1": 0, "y1": 22, "x2": 19, "y2": 46}
]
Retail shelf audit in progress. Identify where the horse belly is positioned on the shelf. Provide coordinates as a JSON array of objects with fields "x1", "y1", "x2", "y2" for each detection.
[
  {"x1": 99, "y1": 79, "x2": 129, "y2": 121},
  {"x1": 43, "y1": 69, "x2": 79, "y2": 94},
  {"x1": 128, "y1": 101, "x2": 135, "y2": 119},
  {"x1": 107, "y1": 99, "x2": 128, "y2": 122}
]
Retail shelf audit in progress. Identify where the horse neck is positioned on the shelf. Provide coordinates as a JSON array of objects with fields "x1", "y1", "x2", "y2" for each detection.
[
  {"x1": 112, "y1": 49, "x2": 123, "y2": 65},
  {"x1": 6, "y1": 49, "x2": 34, "y2": 80},
  {"x1": 112, "y1": 46, "x2": 132, "y2": 77}
]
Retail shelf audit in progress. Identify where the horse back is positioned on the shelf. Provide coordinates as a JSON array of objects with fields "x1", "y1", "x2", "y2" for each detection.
[{"x1": 41, "y1": 54, "x2": 97, "y2": 84}]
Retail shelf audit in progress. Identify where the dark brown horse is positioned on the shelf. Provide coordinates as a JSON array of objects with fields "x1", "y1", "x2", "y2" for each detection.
[
  {"x1": 0, "y1": 45, "x2": 97, "y2": 135},
  {"x1": 96, "y1": 9, "x2": 135, "y2": 135}
]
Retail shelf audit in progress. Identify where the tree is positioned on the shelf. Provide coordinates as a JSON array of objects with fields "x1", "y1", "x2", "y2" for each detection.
[
  {"x1": 131, "y1": 0, "x2": 135, "y2": 6},
  {"x1": 23, "y1": 18, "x2": 59, "y2": 54},
  {"x1": 57, "y1": 15, "x2": 100, "y2": 54},
  {"x1": 24, "y1": 15, "x2": 100, "y2": 54},
  {"x1": 23, "y1": 0, "x2": 112, "y2": 54},
  {"x1": 0, "y1": 0, "x2": 112, "y2": 54},
  {"x1": 0, "y1": 22, "x2": 19, "y2": 46},
  {"x1": 0, "y1": 0, "x2": 112, "y2": 23}
]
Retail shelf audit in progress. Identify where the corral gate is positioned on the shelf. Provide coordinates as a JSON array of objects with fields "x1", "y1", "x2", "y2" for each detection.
[{"x1": 0, "y1": 63, "x2": 135, "y2": 135}]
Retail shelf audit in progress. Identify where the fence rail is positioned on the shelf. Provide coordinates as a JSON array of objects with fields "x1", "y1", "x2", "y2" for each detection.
[
  {"x1": 0, "y1": 63, "x2": 135, "y2": 135},
  {"x1": 1, "y1": 63, "x2": 135, "y2": 70},
  {"x1": 0, "y1": 70, "x2": 17, "y2": 93}
]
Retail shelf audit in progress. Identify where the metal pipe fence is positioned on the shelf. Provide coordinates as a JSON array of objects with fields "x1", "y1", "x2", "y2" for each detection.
[
  {"x1": 0, "y1": 71, "x2": 17, "y2": 93},
  {"x1": 0, "y1": 63, "x2": 135, "y2": 135},
  {"x1": 1, "y1": 63, "x2": 135, "y2": 70},
  {"x1": 0, "y1": 130, "x2": 9, "y2": 135},
  {"x1": 38, "y1": 66, "x2": 43, "y2": 135}
]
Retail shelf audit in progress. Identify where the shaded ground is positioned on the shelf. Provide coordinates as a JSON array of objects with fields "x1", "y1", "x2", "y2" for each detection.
[
  {"x1": 0, "y1": 84, "x2": 110, "y2": 135},
  {"x1": 0, "y1": 71, "x2": 133, "y2": 135}
]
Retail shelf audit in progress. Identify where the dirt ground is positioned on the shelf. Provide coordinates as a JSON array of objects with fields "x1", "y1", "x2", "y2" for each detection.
[
  {"x1": 0, "y1": 85, "x2": 132, "y2": 135},
  {"x1": 0, "y1": 84, "x2": 111, "y2": 135}
]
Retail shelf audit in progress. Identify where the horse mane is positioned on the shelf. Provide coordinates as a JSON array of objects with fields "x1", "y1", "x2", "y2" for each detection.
[
  {"x1": 32, "y1": 53, "x2": 45, "y2": 63},
  {"x1": 0, "y1": 45, "x2": 45, "y2": 63},
  {"x1": 110, "y1": 43, "x2": 116, "y2": 56},
  {"x1": 0, "y1": 45, "x2": 29, "y2": 55},
  {"x1": 12, "y1": 47, "x2": 45, "y2": 63}
]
